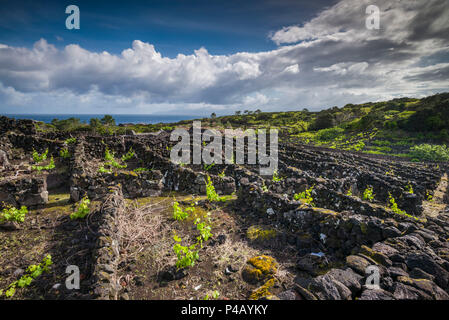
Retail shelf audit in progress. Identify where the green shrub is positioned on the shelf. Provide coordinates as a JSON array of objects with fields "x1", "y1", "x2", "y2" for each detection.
[
  {"x1": 173, "y1": 235, "x2": 199, "y2": 269},
  {"x1": 409, "y1": 144, "x2": 449, "y2": 162},
  {"x1": 405, "y1": 183, "x2": 414, "y2": 194},
  {"x1": 312, "y1": 113, "x2": 335, "y2": 130},
  {"x1": 0, "y1": 255, "x2": 52, "y2": 298},
  {"x1": 98, "y1": 166, "x2": 111, "y2": 174},
  {"x1": 294, "y1": 186, "x2": 314, "y2": 206},
  {"x1": 204, "y1": 162, "x2": 215, "y2": 171},
  {"x1": 316, "y1": 127, "x2": 345, "y2": 141},
  {"x1": 32, "y1": 148, "x2": 48, "y2": 163},
  {"x1": 272, "y1": 170, "x2": 283, "y2": 182},
  {"x1": 204, "y1": 290, "x2": 220, "y2": 300},
  {"x1": 70, "y1": 196, "x2": 91, "y2": 220},
  {"x1": 206, "y1": 175, "x2": 223, "y2": 201},
  {"x1": 345, "y1": 141, "x2": 365, "y2": 151},
  {"x1": 195, "y1": 215, "x2": 212, "y2": 246},
  {"x1": 363, "y1": 187, "x2": 375, "y2": 202},
  {"x1": 262, "y1": 181, "x2": 269, "y2": 193},
  {"x1": 0, "y1": 204, "x2": 28, "y2": 223},
  {"x1": 388, "y1": 193, "x2": 417, "y2": 220},
  {"x1": 65, "y1": 137, "x2": 77, "y2": 144},
  {"x1": 59, "y1": 148, "x2": 70, "y2": 159},
  {"x1": 173, "y1": 201, "x2": 194, "y2": 221},
  {"x1": 31, "y1": 156, "x2": 55, "y2": 172},
  {"x1": 104, "y1": 148, "x2": 127, "y2": 169},
  {"x1": 121, "y1": 148, "x2": 135, "y2": 162},
  {"x1": 51, "y1": 118, "x2": 86, "y2": 131}
]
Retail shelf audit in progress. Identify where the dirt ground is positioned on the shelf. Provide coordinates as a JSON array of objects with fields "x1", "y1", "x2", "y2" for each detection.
[
  {"x1": 116, "y1": 194, "x2": 300, "y2": 300},
  {"x1": 0, "y1": 188, "x2": 101, "y2": 300}
]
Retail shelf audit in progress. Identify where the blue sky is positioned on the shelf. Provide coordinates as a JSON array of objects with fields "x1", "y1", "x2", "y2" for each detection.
[
  {"x1": 0, "y1": 0, "x2": 337, "y2": 56},
  {"x1": 0, "y1": 0, "x2": 448, "y2": 115}
]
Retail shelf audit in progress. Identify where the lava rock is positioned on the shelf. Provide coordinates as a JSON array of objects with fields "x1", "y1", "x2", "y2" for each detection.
[
  {"x1": 346, "y1": 255, "x2": 371, "y2": 275},
  {"x1": 359, "y1": 289, "x2": 395, "y2": 300}
]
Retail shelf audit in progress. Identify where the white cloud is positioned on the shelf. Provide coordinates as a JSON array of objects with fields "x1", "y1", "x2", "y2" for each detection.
[
  {"x1": 314, "y1": 62, "x2": 369, "y2": 76},
  {"x1": 243, "y1": 92, "x2": 269, "y2": 106},
  {"x1": 0, "y1": 0, "x2": 448, "y2": 115},
  {"x1": 283, "y1": 64, "x2": 300, "y2": 74}
]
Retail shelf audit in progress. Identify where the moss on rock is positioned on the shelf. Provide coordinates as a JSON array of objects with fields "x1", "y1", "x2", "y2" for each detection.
[
  {"x1": 246, "y1": 225, "x2": 277, "y2": 242},
  {"x1": 242, "y1": 255, "x2": 278, "y2": 284},
  {"x1": 249, "y1": 278, "x2": 276, "y2": 300}
]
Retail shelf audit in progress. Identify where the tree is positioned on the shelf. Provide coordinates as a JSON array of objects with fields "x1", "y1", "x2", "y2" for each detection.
[
  {"x1": 210, "y1": 113, "x2": 217, "y2": 119},
  {"x1": 90, "y1": 118, "x2": 101, "y2": 128},
  {"x1": 312, "y1": 113, "x2": 335, "y2": 130},
  {"x1": 50, "y1": 117, "x2": 82, "y2": 131},
  {"x1": 101, "y1": 115, "x2": 115, "y2": 126},
  {"x1": 235, "y1": 111, "x2": 241, "y2": 115}
]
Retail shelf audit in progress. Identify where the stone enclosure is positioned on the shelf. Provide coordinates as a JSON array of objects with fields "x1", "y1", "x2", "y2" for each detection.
[{"x1": 1, "y1": 115, "x2": 449, "y2": 300}]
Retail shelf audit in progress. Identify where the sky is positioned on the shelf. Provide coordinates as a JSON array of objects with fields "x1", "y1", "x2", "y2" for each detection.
[{"x1": 0, "y1": 0, "x2": 448, "y2": 115}]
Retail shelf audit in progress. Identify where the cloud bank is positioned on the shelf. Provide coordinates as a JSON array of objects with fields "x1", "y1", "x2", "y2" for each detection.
[{"x1": 0, "y1": 0, "x2": 448, "y2": 115}]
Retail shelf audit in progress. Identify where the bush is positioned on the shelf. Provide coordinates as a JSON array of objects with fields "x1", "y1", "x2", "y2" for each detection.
[
  {"x1": 70, "y1": 196, "x2": 91, "y2": 220},
  {"x1": 173, "y1": 201, "x2": 194, "y2": 221},
  {"x1": 294, "y1": 186, "x2": 314, "y2": 205},
  {"x1": 31, "y1": 156, "x2": 55, "y2": 172},
  {"x1": 121, "y1": 148, "x2": 135, "y2": 162},
  {"x1": 195, "y1": 216, "x2": 212, "y2": 246},
  {"x1": 316, "y1": 127, "x2": 345, "y2": 141},
  {"x1": 173, "y1": 235, "x2": 199, "y2": 269},
  {"x1": 0, "y1": 255, "x2": 52, "y2": 298},
  {"x1": 312, "y1": 113, "x2": 335, "y2": 130},
  {"x1": 363, "y1": 187, "x2": 375, "y2": 202},
  {"x1": 0, "y1": 205, "x2": 28, "y2": 223},
  {"x1": 59, "y1": 148, "x2": 70, "y2": 159},
  {"x1": 32, "y1": 148, "x2": 48, "y2": 163},
  {"x1": 206, "y1": 175, "x2": 222, "y2": 201},
  {"x1": 51, "y1": 118, "x2": 87, "y2": 131},
  {"x1": 409, "y1": 144, "x2": 449, "y2": 162},
  {"x1": 65, "y1": 137, "x2": 77, "y2": 144},
  {"x1": 103, "y1": 148, "x2": 127, "y2": 169}
]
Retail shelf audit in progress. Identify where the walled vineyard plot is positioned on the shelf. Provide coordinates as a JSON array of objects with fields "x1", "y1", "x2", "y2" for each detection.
[{"x1": 1, "y1": 121, "x2": 449, "y2": 300}]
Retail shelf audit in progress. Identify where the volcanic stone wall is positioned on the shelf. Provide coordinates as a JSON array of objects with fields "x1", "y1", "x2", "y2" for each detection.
[{"x1": 0, "y1": 176, "x2": 48, "y2": 208}]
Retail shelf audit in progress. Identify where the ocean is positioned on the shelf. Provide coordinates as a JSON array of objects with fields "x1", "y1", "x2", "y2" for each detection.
[{"x1": 1, "y1": 114, "x2": 199, "y2": 125}]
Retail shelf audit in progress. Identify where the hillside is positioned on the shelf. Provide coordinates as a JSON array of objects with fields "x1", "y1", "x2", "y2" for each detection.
[
  {"x1": 28, "y1": 93, "x2": 449, "y2": 163},
  {"x1": 192, "y1": 92, "x2": 449, "y2": 161}
]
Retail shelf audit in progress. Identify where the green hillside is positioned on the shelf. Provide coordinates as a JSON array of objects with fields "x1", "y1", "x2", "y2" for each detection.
[
  {"x1": 34, "y1": 92, "x2": 449, "y2": 162},
  {"x1": 195, "y1": 92, "x2": 449, "y2": 161}
]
